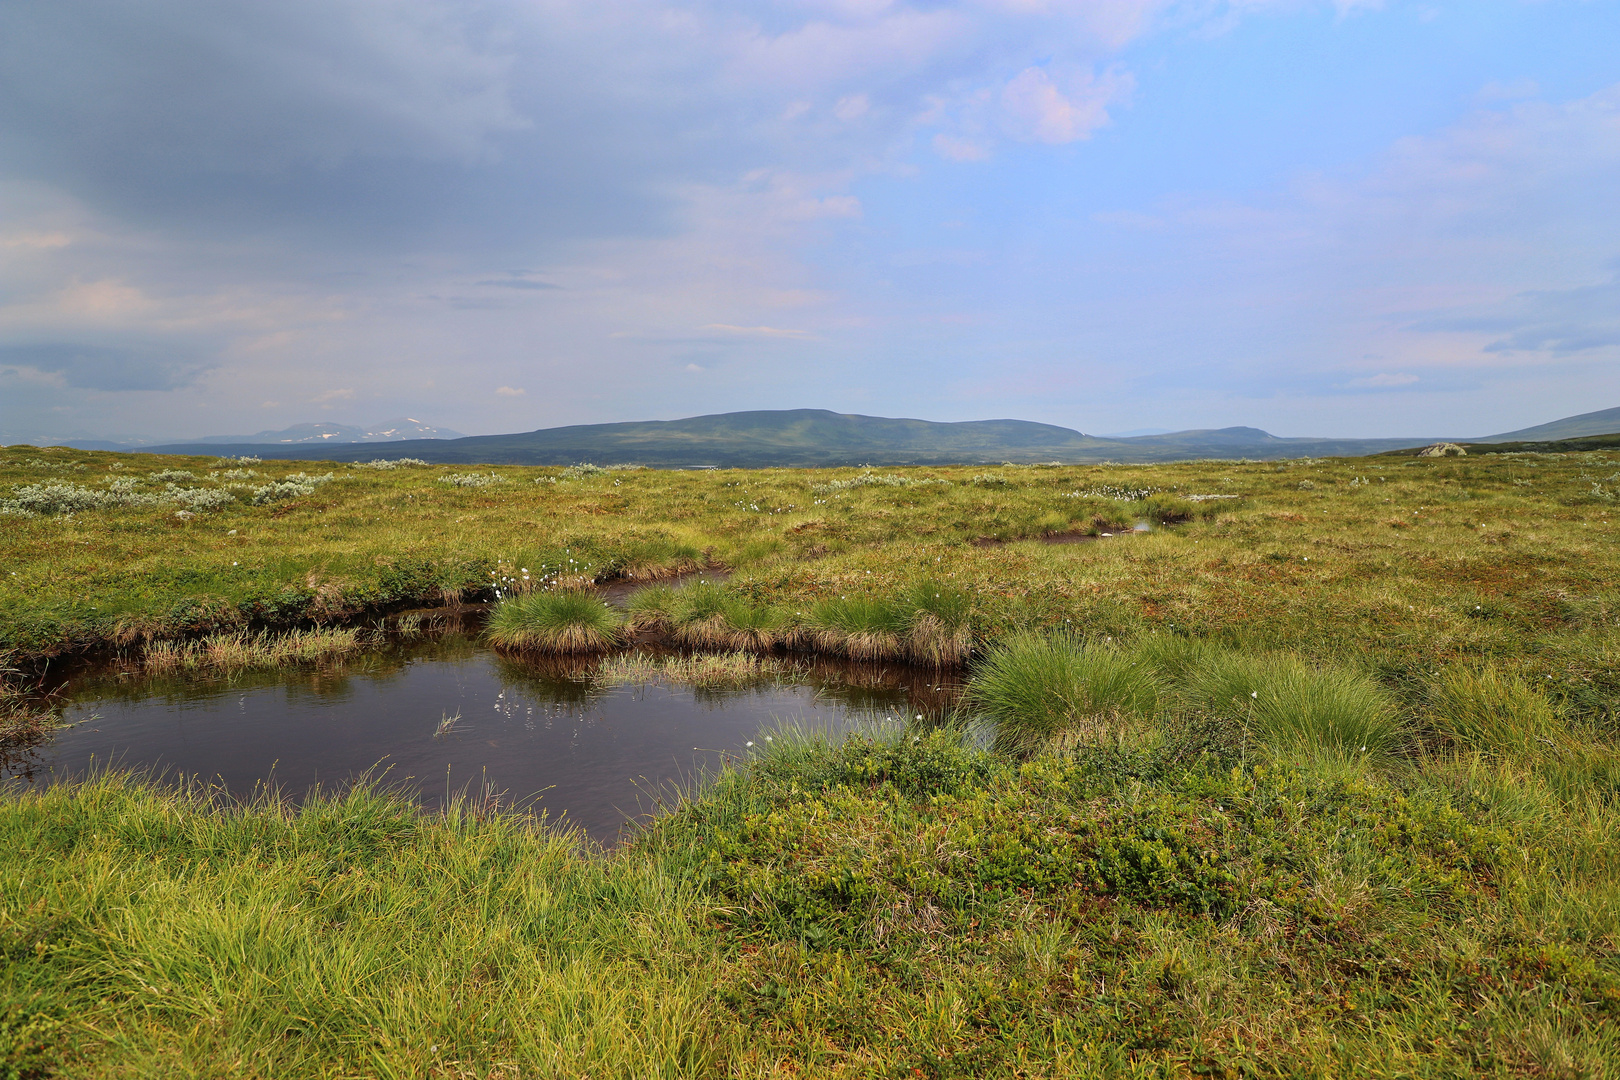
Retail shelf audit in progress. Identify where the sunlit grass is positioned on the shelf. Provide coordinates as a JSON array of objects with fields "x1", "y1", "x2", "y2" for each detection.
[
  {"x1": 0, "y1": 774, "x2": 730, "y2": 1077},
  {"x1": 966, "y1": 632, "x2": 1161, "y2": 751},
  {"x1": 1426, "y1": 662, "x2": 1569, "y2": 757},
  {"x1": 6, "y1": 444, "x2": 1620, "y2": 1075},
  {"x1": 485, "y1": 589, "x2": 626, "y2": 652},
  {"x1": 1185, "y1": 650, "x2": 1402, "y2": 764}
]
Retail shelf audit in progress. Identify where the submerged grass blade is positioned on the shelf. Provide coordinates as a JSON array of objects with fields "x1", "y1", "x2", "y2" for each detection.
[{"x1": 139, "y1": 628, "x2": 361, "y2": 674}]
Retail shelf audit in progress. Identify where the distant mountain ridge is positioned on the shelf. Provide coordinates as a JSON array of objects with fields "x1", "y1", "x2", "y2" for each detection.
[
  {"x1": 136, "y1": 408, "x2": 1441, "y2": 466},
  {"x1": 1480, "y1": 406, "x2": 1620, "y2": 443},
  {"x1": 34, "y1": 405, "x2": 1620, "y2": 467}
]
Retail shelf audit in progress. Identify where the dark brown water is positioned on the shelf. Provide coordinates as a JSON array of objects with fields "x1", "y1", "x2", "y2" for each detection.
[{"x1": 4, "y1": 627, "x2": 961, "y2": 843}]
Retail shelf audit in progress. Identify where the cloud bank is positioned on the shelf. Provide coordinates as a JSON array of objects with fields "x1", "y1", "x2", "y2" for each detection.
[{"x1": 1, "y1": 0, "x2": 1616, "y2": 442}]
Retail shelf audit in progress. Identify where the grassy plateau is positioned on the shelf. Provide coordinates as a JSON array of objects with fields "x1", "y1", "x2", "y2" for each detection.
[{"x1": 2, "y1": 444, "x2": 1619, "y2": 1076}]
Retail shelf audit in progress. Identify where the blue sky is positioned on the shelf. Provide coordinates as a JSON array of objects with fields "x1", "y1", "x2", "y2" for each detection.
[{"x1": 2, "y1": 0, "x2": 1617, "y2": 443}]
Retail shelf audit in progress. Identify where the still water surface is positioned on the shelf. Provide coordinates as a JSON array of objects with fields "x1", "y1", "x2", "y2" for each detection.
[{"x1": 6, "y1": 625, "x2": 960, "y2": 843}]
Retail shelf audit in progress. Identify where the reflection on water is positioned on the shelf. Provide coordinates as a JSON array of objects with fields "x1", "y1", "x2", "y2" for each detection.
[{"x1": 4, "y1": 619, "x2": 962, "y2": 843}]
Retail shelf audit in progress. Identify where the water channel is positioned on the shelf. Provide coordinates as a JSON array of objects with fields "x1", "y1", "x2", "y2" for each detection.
[{"x1": 4, "y1": 614, "x2": 963, "y2": 843}]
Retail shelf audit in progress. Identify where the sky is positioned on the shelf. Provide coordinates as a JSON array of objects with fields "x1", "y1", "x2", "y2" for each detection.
[{"x1": 2, "y1": 0, "x2": 1617, "y2": 444}]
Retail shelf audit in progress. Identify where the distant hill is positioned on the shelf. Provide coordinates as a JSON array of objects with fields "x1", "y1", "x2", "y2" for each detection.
[
  {"x1": 1380, "y1": 432, "x2": 1620, "y2": 458},
  {"x1": 138, "y1": 408, "x2": 1441, "y2": 467},
  {"x1": 1478, "y1": 406, "x2": 1620, "y2": 443}
]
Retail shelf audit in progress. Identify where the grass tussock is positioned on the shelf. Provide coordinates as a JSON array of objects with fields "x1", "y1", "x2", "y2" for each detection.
[
  {"x1": 663, "y1": 582, "x2": 753, "y2": 650},
  {"x1": 0, "y1": 775, "x2": 730, "y2": 1078},
  {"x1": 625, "y1": 582, "x2": 679, "y2": 631},
  {"x1": 968, "y1": 634, "x2": 1405, "y2": 766},
  {"x1": 902, "y1": 578, "x2": 974, "y2": 666},
  {"x1": 659, "y1": 582, "x2": 784, "y2": 651},
  {"x1": 486, "y1": 589, "x2": 626, "y2": 652},
  {"x1": 967, "y1": 633, "x2": 1161, "y2": 751},
  {"x1": 806, "y1": 595, "x2": 908, "y2": 659},
  {"x1": 806, "y1": 578, "x2": 974, "y2": 664},
  {"x1": 1186, "y1": 651, "x2": 1401, "y2": 763},
  {"x1": 1427, "y1": 662, "x2": 1568, "y2": 758},
  {"x1": 140, "y1": 627, "x2": 362, "y2": 674},
  {"x1": 620, "y1": 577, "x2": 972, "y2": 663}
]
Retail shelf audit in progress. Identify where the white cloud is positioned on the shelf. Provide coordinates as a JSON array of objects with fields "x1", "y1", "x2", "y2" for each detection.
[
  {"x1": 1476, "y1": 78, "x2": 1540, "y2": 104},
  {"x1": 933, "y1": 133, "x2": 990, "y2": 161},
  {"x1": 700, "y1": 324, "x2": 812, "y2": 338},
  {"x1": 1344, "y1": 372, "x2": 1418, "y2": 388},
  {"x1": 495, "y1": 385, "x2": 525, "y2": 396},
  {"x1": 1, "y1": 232, "x2": 72, "y2": 250},
  {"x1": 834, "y1": 93, "x2": 871, "y2": 121},
  {"x1": 999, "y1": 65, "x2": 1131, "y2": 144}
]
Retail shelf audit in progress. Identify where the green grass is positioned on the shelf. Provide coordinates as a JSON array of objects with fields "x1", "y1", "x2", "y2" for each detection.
[
  {"x1": 665, "y1": 581, "x2": 785, "y2": 651},
  {"x1": 6, "y1": 444, "x2": 1620, "y2": 1074},
  {"x1": 8, "y1": 733, "x2": 1617, "y2": 1077},
  {"x1": 1427, "y1": 663, "x2": 1569, "y2": 759},
  {"x1": 1186, "y1": 650, "x2": 1403, "y2": 765},
  {"x1": 0, "y1": 775, "x2": 727, "y2": 1078},
  {"x1": 806, "y1": 595, "x2": 909, "y2": 659},
  {"x1": 5, "y1": 444, "x2": 1620, "y2": 715},
  {"x1": 625, "y1": 582, "x2": 680, "y2": 631},
  {"x1": 966, "y1": 633, "x2": 1162, "y2": 751},
  {"x1": 485, "y1": 589, "x2": 626, "y2": 652}
]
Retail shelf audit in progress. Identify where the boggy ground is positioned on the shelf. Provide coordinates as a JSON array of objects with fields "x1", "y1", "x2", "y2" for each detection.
[
  {"x1": 3, "y1": 726, "x2": 1617, "y2": 1077},
  {"x1": 3, "y1": 448, "x2": 1619, "y2": 681},
  {"x1": 2, "y1": 445, "x2": 1620, "y2": 1076}
]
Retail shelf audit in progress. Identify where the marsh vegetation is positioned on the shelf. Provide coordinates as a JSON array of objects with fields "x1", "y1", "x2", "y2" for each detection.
[{"x1": 3, "y1": 444, "x2": 1619, "y2": 1075}]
